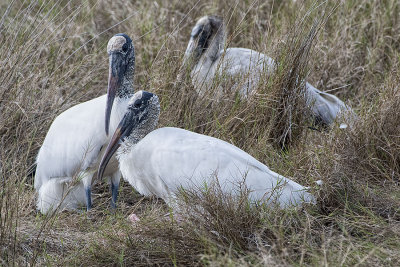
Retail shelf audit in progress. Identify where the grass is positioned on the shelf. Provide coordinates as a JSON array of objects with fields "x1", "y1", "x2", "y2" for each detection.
[{"x1": 1, "y1": 0, "x2": 400, "y2": 265}]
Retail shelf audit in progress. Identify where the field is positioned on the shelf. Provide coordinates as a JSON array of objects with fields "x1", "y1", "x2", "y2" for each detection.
[{"x1": 1, "y1": 0, "x2": 400, "y2": 265}]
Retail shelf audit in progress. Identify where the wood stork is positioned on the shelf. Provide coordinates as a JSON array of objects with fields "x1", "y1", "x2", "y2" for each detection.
[
  {"x1": 35, "y1": 33, "x2": 135, "y2": 214},
  {"x1": 182, "y1": 15, "x2": 352, "y2": 126},
  {"x1": 97, "y1": 91, "x2": 315, "y2": 218}
]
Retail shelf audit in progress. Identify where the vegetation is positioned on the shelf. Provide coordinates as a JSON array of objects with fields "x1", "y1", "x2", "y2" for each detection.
[{"x1": 1, "y1": 0, "x2": 399, "y2": 265}]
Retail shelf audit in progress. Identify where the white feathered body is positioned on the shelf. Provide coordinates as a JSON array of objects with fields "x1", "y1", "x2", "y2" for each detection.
[
  {"x1": 35, "y1": 95, "x2": 129, "y2": 213},
  {"x1": 118, "y1": 127, "x2": 314, "y2": 208},
  {"x1": 191, "y1": 47, "x2": 350, "y2": 125}
]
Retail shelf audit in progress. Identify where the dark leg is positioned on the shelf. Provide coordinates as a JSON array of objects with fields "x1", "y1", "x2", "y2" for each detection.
[
  {"x1": 111, "y1": 181, "x2": 119, "y2": 209},
  {"x1": 85, "y1": 185, "x2": 92, "y2": 211}
]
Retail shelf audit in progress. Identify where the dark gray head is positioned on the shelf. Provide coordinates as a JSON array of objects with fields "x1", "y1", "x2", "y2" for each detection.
[
  {"x1": 105, "y1": 33, "x2": 135, "y2": 135},
  {"x1": 183, "y1": 15, "x2": 225, "y2": 65},
  {"x1": 98, "y1": 91, "x2": 160, "y2": 181}
]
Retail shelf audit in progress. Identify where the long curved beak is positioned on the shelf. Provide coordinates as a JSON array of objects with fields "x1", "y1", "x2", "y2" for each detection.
[
  {"x1": 98, "y1": 109, "x2": 139, "y2": 181},
  {"x1": 98, "y1": 126, "x2": 123, "y2": 181},
  {"x1": 105, "y1": 53, "x2": 125, "y2": 135},
  {"x1": 177, "y1": 38, "x2": 198, "y2": 85},
  {"x1": 182, "y1": 38, "x2": 196, "y2": 66}
]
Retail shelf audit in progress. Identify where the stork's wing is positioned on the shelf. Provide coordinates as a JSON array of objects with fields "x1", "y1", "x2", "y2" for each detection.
[{"x1": 35, "y1": 95, "x2": 108, "y2": 189}]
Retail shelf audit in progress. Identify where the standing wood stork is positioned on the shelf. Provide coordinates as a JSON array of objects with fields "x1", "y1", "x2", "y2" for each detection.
[
  {"x1": 97, "y1": 91, "x2": 315, "y2": 218},
  {"x1": 182, "y1": 15, "x2": 352, "y2": 126},
  {"x1": 35, "y1": 33, "x2": 135, "y2": 214}
]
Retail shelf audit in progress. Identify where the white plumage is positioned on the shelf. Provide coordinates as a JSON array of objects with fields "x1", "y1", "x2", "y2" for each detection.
[
  {"x1": 183, "y1": 15, "x2": 352, "y2": 126},
  {"x1": 35, "y1": 33, "x2": 136, "y2": 214},
  {"x1": 98, "y1": 91, "x2": 315, "y2": 215},
  {"x1": 35, "y1": 96, "x2": 128, "y2": 213},
  {"x1": 121, "y1": 127, "x2": 314, "y2": 208}
]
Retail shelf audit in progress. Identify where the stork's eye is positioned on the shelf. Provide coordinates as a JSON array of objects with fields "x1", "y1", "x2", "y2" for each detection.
[
  {"x1": 134, "y1": 100, "x2": 141, "y2": 108},
  {"x1": 122, "y1": 44, "x2": 128, "y2": 53}
]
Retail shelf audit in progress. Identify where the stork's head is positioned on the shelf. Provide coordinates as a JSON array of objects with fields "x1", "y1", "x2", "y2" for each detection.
[
  {"x1": 183, "y1": 15, "x2": 225, "y2": 68},
  {"x1": 98, "y1": 91, "x2": 160, "y2": 181},
  {"x1": 105, "y1": 33, "x2": 135, "y2": 135}
]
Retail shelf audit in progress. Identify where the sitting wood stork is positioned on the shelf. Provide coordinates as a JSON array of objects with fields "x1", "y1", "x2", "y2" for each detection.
[
  {"x1": 97, "y1": 91, "x2": 315, "y2": 218},
  {"x1": 35, "y1": 33, "x2": 135, "y2": 214},
  {"x1": 182, "y1": 15, "x2": 352, "y2": 126}
]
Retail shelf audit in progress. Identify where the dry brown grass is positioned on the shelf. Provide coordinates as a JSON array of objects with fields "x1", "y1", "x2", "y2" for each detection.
[{"x1": 1, "y1": 0, "x2": 400, "y2": 266}]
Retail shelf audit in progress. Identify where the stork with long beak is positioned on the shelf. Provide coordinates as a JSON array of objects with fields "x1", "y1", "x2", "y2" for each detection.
[
  {"x1": 98, "y1": 91, "x2": 315, "y2": 220},
  {"x1": 182, "y1": 15, "x2": 353, "y2": 127},
  {"x1": 35, "y1": 33, "x2": 135, "y2": 214}
]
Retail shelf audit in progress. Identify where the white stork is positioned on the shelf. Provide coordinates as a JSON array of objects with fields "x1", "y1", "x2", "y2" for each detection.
[
  {"x1": 182, "y1": 15, "x2": 352, "y2": 126},
  {"x1": 35, "y1": 33, "x2": 135, "y2": 214},
  {"x1": 97, "y1": 91, "x2": 315, "y2": 219}
]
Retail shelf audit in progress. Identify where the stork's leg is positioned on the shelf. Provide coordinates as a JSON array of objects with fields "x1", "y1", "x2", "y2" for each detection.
[
  {"x1": 81, "y1": 173, "x2": 93, "y2": 211},
  {"x1": 110, "y1": 171, "x2": 121, "y2": 209},
  {"x1": 85, "y1": 186, "x2": 92, "y2": 210}
]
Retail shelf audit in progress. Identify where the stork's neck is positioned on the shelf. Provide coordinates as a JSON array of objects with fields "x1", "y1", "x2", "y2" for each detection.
[
  {"x1": 189, "y1": 28, "x2": 226, "y2": 85},
  {"x1": 116, "y1": 61, "x2": 135, "y2": 99},
  {"x1": 118, "y1": 126, "x2": 153, "y2": 156},
  {"x1": 199, "y1": 26, "x2": 226, "y2": 67}
]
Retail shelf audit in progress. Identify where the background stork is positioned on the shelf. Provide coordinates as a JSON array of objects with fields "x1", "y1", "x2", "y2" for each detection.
[
  {"x1": 182, "y1": 15, "x2": 352, "y2": 126},
  {"x1": 35, "y1": 33, "x2": 135, "y2": 214},
  {"x1": 98, "y1": 91, "x2": 315, "y2": 219}
]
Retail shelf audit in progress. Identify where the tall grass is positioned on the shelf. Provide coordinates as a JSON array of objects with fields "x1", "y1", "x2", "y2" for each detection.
[{"x1": 1, "y1": 0, "x2": 400, "y2": 265}]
